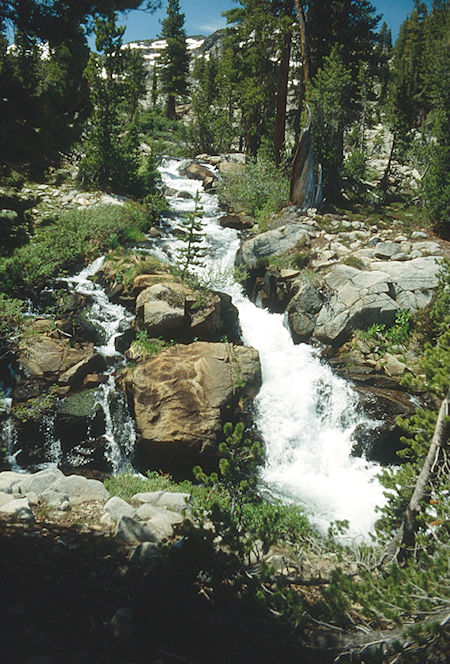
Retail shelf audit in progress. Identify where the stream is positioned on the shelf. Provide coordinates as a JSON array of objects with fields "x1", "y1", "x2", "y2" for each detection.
[
  {"x1": 2, "y1": 157, "x2": 386, "y2": 540},
  {"x1": 151, "y1": 158, "x2": 386, "y2": 539}
]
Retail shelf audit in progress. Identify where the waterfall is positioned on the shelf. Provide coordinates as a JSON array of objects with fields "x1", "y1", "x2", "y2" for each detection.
[{"x1": 155, "y1": 158, "x2": 385, "y2": 539}]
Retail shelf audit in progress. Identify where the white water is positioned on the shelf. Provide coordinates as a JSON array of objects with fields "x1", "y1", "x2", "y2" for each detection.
[
  {"x1": 64, "y1": 258, "x2": 136, "y2": 473},
  {"x1": 155, "y1": 158, "x2": 385, "y2": 539}
]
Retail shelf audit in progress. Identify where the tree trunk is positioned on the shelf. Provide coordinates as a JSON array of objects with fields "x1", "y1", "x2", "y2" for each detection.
[
  {"x1": 274, "y1": 29, "x2": 292, "y2": 166},
  {"x1": 385, "y1": 387, "x2": 450, "y2": 564},
  {"x1": 397, "y1": 387, "x2": 450, "y2": 559},
  {"x1": 380, "y1": 132, "x2": 396, "y2": 191}
]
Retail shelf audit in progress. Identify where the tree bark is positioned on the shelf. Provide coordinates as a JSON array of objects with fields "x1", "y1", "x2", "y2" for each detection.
[
  {"x1": 273, "y1": 28, "x2": 292, "y2": 166},
  {"x1": 399, "y1": 387, "x2": 450, "y2": 556},
  {"x1": 386, "y1": 387, "x2": 450, "y2": 564}
]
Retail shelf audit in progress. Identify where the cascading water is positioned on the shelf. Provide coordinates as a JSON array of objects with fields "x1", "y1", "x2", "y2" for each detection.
[
  {"x1": 64, "y1": 257, "x2": 136, "y2": 472},
  {"x1": 154, "y1": 158, "x2": 386, "y2": 539}
]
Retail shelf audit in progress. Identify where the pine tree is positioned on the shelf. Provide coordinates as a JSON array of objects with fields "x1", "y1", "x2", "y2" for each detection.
[
  {"x1": 309, "y1": 46, "x2": 352, "y2": 200},
  {"x1": 78, "y1": 12, "x2": 153, "y2": 196},
  {"x1": 158, "y1": 0, "x2": 190, "y2": 119},
  {"x1": 177, "y1": 192, "x2": 206, "y2": 278}
]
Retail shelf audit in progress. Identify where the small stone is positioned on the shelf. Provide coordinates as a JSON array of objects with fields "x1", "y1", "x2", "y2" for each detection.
[
  {"x1": 384, "y1": 354, "x2": 408, "y2": 377},
  {"x1": 410, "y1": 249, "x2": 423, "y2": 259},
  {"x1": 411, "y1": 231, "x2": 428, "y2": 240}
]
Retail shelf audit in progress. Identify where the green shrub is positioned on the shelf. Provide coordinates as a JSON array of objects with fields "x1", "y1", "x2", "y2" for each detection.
[
  {"x1": 0, "y1": 203, "x2": 158, "y2": 294},
  {"x1": 105, "y1": 469, "x2": 196, "y2": 503},
  {"x1": 130, "y1": 331, "x2": 175, "y2": 361},
  {"x1": 0, "y1": 293, "x2": 24, "y2": 337},
  {"x1": 343, "y1": 255, "x2": 364, "y2": 269},
  {"x1": 217, "y1": 156, "x2": 290, "y2": 227}
]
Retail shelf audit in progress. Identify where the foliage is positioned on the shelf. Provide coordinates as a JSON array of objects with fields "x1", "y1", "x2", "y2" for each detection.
[
  {"x1": 0, "y1": 204, "x2": 155, "y2": 295},
  {"x1": 309, "y1": 45, "x2": 352, "y2": 200},
  {"x1": 183, "y1": 53, "x2": 234, "y2": 154},
  {"x1": 0, "y1": 293, "x2": 24, "y2": 338},
  {"x1": 78, "y1": 12, "x2": 157, "y2": 197},
  {"x1": 176, "y1": 191, "x2": 206, "y2": 277},
  {"x1": 217, "y1": 155, "x2": 289, "y2": 226},
  {"x1": 158, "y1": 0, "x2": 190, "y2": 119},
  {"x1": 362, "y1": 309, "x2": 412, "y2": 353},
  {"x1": 12, "y1": 386, "x2": 59, "y2": 424},
  {"x1": 129, "y1": 331, "x2": 175, "y2": 361},
  {"x1": 105, "y1": 469, "x2": 196, "y2": 503}
]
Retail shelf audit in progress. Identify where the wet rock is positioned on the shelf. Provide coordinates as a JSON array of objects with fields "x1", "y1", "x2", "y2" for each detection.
[
  {"x1": 121, "y1": 341, "x2": 261, "y2": 473},
  {"x1": 56, "y1": 389, "x2": 106, "y2": 451},
  {"x1": 286, "y1": 280, "x2": 323, "y2": 343},
  {"x1": 219, "y1": 213, "x2": 254, "y2": 230},
  {"x1": 180, "y1": 162, "x2": 216, "y2": 185}
]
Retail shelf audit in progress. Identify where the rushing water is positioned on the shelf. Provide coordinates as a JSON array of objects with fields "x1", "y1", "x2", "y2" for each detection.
[
  {"x1": 155, "y1": 158, "x2": 385, "y2": 539},
  {"x1": 2, "y1": 157, "x2": 385, "y2": 538}
]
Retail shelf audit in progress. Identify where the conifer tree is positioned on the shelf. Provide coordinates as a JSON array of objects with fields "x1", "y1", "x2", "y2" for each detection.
[
  {"x1": 177, "y1": 192, "x2": 205, "y2": 278},
  {"x1": 158, "y1": 0, "x2": 190, "y2": 119},
  {"x1": 78, "y1": 12, "x2": 152, "y2": 196}
]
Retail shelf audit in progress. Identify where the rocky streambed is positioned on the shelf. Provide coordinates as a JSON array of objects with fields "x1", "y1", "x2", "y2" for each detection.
[{"x1": 1, "y1": 156, "x2": 447, "y2": 539}]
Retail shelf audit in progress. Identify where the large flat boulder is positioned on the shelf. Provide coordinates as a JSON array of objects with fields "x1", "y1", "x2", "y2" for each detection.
[
  {"x1": 236, "y1": 224, "x2": 310, "y2": 271},
  {"x1": 120, "y1": 341, "x2": 261, "y2": 472}
]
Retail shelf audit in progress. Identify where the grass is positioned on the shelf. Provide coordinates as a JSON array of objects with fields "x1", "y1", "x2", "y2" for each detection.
[
  {"x1": 104, "y1": 469, "x2": 200, "y2": 503},
  {"x1": 129, "y1": 331, "x2": 175, "y2": 361}
]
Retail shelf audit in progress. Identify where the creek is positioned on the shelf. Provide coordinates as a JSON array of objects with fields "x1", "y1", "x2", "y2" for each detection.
[
  {"x1": 2, "y1": 158, "x2": 386, "y2": 540},
  {"x1": 152, "y1": 158, "x2": 385, "y2": 539}
]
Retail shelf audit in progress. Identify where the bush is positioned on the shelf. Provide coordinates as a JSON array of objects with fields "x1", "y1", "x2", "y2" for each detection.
[
  {"x1": 0, "y1": 293, "x2": 24, "y2": 337},
  {"x1": 217, "y1": 156, "x2": 290, "y2": 227},
  {"x1": 0, "y1": 203, "x2": 157, "y2": 294}
]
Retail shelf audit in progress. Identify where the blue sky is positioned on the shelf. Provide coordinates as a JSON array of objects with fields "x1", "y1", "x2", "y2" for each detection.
[{"x1": 120, "y1": 0, "x2": 431, "y2": 44}]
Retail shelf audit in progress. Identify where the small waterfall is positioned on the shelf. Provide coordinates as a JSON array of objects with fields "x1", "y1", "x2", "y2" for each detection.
[
  {"x1": 156, "y1": 158, "x2": 385, "y2": 538},
  {"x1": 65, "y1": 257, "x2": 136, "y2": 473}
]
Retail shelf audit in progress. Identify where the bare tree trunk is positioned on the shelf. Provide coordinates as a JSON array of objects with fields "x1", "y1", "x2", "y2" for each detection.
[
  {"x1": 386, "y1": 387, "x2": 450, "y2": 564},
  {"x1": 380, "y1": 132, "x2": 396, "y2": 191}
]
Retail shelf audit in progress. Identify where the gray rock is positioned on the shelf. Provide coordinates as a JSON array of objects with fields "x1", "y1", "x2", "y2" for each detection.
[
  {"x1": 148, "y1": 509, "x2": 184, "y2": 540},
  {"x1": 414, "y1": 241, "x2": 442, "y2": 256},
  {"x1": 0, "y1": 471, "x2": 28, "y2": 493},
  {"x1": 286, "y1": 280, "x2": 323, "y2": 343},
  {"x1": 130, "y1": 541, "x2": 161, "y2": 564},
  {"x1": 40, "y1": 488, "x2": 70, "y2": 509},
  {"x1": 371, "y1": 256, "x2": 441, "y2": 310},
  {"x1": 114, "y1": 515, "x2": 159, "y2": 544},
  {"x1": 15, "y1": 468, "x2": 65, "y2": 496},
  {"x1": 410, "y1": 249, "x2": 423, "y2": 259},
  {"x1": 237, "y1": 224, "x2": 310, "y2": 270},
  {"x1": 313, "y1": 265, "x2": 399, "y2": 346},
  {"x1": 0, "y1": 493, "x2": 14, "y2": 506},
  {"x1": 374, "y1": 241, "x2": 401, "y2": 259},
  {"x1": 0, "y1": 497, "x2": 34, "y2": 523},
  {"x1": 104, "y1": 496, "x2": 135, "y2": 523},
  {"x1": 368, "y1": 235, "x2": 383, "y2": 246},
  {"x1": 411, "y1": 231, "x2": 428, "y2": 239},
  {"x1": 54, "y1": 474, "x2": 109, "y2": 504},
  {"x1": 135, "y1": 503, "x2": 160, "y2": 521},
  {"x1": 384, "y1": 354, "x2": 407, "y2": 376},
  {"x1": 131, "y1": 490, "x2": 190, "y2": 513}
]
